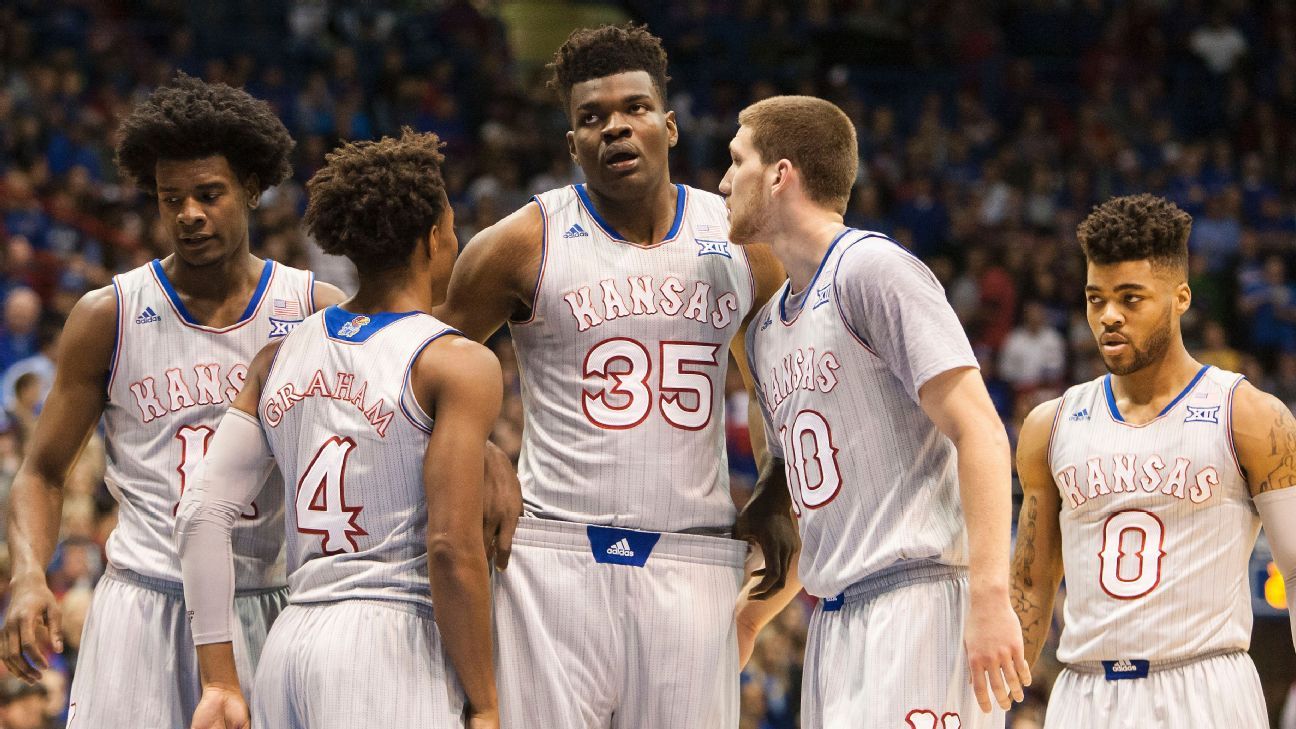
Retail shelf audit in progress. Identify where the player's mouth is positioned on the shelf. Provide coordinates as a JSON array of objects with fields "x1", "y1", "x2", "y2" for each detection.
[
  {"x1": 1100, "y1": 334, "x2": 1129, "y2": 355},
  {"x1": 178, "y1": 233, "x2": 214, "y2": 246},
  {"x1": 603, "y1": 145, "x2": 640, "y2": 173}
]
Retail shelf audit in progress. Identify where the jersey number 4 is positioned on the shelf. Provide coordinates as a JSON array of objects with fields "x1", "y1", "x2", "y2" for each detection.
[
  {"x1": 779, "y1": 409, "x2": 843, "y2": 515},
  {"x1": 295, "y1": 436, "x2": 367, "y2": 555},
  {"x1": 1099, "y1": 509, "x2": 1166, "y2": 599},
  {"x1": 174, "y1": 425, "x2": 258, "y2": 519},
  {"x1": 582, "y1": 339, "x2": 720, "y2": 430}
]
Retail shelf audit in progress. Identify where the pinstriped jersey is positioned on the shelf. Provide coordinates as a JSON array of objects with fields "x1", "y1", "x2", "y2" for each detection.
[
  {"x1": 509, "y1": 184, "x2": 754, "y2": 534},
  {"x1": 746, "y1": 230, "x2": 977, "y2": 598},
  {"x1": 1048, "y1": 366, "x2": 1257, "y2": 664},
  {"x1": 104, "y1": 258, "x2": 313, "y2": 587},
  {"x1": 259, "y1": 306, "x2": 457, "y2": 608}
]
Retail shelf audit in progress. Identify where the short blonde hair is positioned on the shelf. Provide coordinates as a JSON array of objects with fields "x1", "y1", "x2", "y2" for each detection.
[{"x1": 738, "y1": 95, "x2": 858, "y2": 213}]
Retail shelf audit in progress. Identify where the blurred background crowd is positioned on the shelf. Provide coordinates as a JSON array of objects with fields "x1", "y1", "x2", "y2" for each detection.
[{"x1": 0, "y1": 0, "x2": 1294, "y2": 726}]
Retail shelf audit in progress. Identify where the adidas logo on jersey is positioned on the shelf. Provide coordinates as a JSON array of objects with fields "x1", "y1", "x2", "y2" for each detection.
[
  {"x1": 562, "y1": 224, "x2": 590, "y2": 239},
  {"x1": 135, "y1": 306, "x2": 160, "y2": 324},
  {"x1": 606, "y1": 538, "x2": 635, "y2": 557},
  {"x1": 1068, "y1": 408, "x2": 1089, "y2": 421}
]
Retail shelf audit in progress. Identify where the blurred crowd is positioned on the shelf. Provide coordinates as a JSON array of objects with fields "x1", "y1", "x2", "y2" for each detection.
[{"x1": 1, "y1": 0, "x2": 1295, "y2": 726}]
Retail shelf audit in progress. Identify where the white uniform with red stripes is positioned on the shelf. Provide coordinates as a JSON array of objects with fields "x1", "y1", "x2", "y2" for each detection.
[
  {"x1": 251, "y1": 306, "x2": 466, "y2": 729},
  {"x1": 745, "y1": 229, "x2": 999, "y2": 729},
  {"x1": 1044, "y1": 366, "x2": 1268, "y2": 728},
  {"x1": 67, "y1": 257, "x2": 313, "y2": 727},
  {"x1": 498, "y1": 184, "x2": 753, "y2": 729}
]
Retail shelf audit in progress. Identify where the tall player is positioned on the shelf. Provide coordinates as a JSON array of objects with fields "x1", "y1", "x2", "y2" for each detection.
[
  {"x1": 0, "y1": 75, "x2": 345, "y2": 724},
  {"x1": 175, "y1": 129, "x2": 499, "y2": 729},
  {"x1": 1011, "y1": 193, "x2": 1296, "y2": 727},
  {"x1": 720, "y1": 96, "x2": 1029, "y2": 727},
  {"x1": 435, "y1": 24, "x2": 796, "y2": 728}
]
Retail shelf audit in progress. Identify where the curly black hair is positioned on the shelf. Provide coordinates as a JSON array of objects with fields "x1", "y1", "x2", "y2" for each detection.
[
  {"x1": 1077, "y1": 194, "x2": 1192, "y2": 272},
  {"x1": 546, "y1": 23, "x2": 670, "y2": 112},
  {"x1": 116, "y1": 73, "x2": 293, "y2": 193},
  {"x1": 303, "y1": 128, "x2": 447, "y2": 274}
]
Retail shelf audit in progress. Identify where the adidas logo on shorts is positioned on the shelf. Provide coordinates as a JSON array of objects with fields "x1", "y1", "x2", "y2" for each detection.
[
  {"x1": 1109, "y1": 659, "x2": 1138, "y2": 672},
  {"x1": 606, "y1": 538, "x2": 635, "y2": 557}
]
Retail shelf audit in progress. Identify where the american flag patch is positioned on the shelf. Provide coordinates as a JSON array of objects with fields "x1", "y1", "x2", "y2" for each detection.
[
  {"x1": 697, "y1": 223, "x2": 727, "y2": 238},
  {"x1": 272, "y1": 299, "x2": 302, "y2": 319}
]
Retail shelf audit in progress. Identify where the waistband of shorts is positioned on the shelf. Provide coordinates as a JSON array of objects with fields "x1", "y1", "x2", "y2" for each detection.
[
  {"x1": 821, "y1": 561, "x2": 968, "y2": 608},
  {"x1": 105, "y1": 565, "x2": 287, "y2": 598},
  {"x1": 511, "y1": 516, "x2": 747, "y2": 567},
  {"x1": 287, "y1": 597, "x2": 435, "y2": 620},
  {"x1": 1062, "y1": 649, "x2": 1245, "y2": 675}
]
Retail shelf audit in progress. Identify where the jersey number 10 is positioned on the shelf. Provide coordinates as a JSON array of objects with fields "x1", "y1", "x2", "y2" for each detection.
[{"x1": 779, "y1": 409, "x2": 843, "y2": 515}]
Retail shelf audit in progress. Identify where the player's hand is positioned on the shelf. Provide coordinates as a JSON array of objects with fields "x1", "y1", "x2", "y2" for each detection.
[
  {"x1": 733, "y1": 488, "x2": 799, "y2": 600},
  {"x1": 482, "y1": 442, "x2": 522, "y2": 570},
  {"x1": 467, "y1": 708, "x2": 500, "y2": 729},
  {"x1": 1, "y1": 575, "x2": 63, "y2": 684},
  {"x1": 964, "y1": 593, "x2": 1031, "y2": 713},
  {"x1": 190, "y1": 685, "x2": 250, "y2": 729}
]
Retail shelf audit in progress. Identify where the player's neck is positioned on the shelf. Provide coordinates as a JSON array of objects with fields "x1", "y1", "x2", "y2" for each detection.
[
  {"x1": 584, "y1": 180, "x2": 678, "y2": 246},
  {"x1": 344, "y1": 270, "x2": 433, "y2": 315},
  {"x1": 775, "y1": 208, "x2": 847, "y2": 294},
  {"x1": 1109, "y1": 342, "x2": 1203, "y2": 412},
  {"x1": 163, "y1": 250, "x2": 262, "y2": 302}
]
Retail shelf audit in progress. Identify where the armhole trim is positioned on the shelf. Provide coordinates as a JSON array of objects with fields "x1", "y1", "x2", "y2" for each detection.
[
  {"x1": 510, "y1": 198, "x2": 548, "y2": 326},
  {"x1": 1225, "y1": 374, "x2": 1248, "y2": 481},
  {"x1": 1045, "y1": 391, "x2": 1068, "y2": 474},
  {"x1": 105, "y1": 277, "x2": 125, "y2": 394},
  {"x1": 400, "y1": 328, "x2": 463, "y2": 433}
]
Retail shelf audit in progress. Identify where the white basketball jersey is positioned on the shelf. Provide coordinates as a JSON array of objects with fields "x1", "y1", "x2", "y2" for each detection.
[
  {"x1": 104, "y1": 258, "x2": 313, "y2": 586},
  {"x1": 509, "y1": 184, "x2": 754, "y2": 534},
  {"x1": 1048, "y1": 366, "x2": 1257, "y2": 664},
  {"x1": 259, "y1": 306, "x2": 458, "y2": 608},
  {"x1": 747, "y1": 231, "x2": 975, "y2": 599}
]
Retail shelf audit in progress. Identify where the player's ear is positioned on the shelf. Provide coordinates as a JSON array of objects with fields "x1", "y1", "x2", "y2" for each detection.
[
  {"x1": 566, "y1": 130, "x2": 578, "y2": 163},
  {"x1": 244, "y1": 175, "x2": 261, "y2": 209},
  {"x1": 1175, "y1": 280, "x2": 1192, "y2": 315},
  {"x1": 770, "y1": 159, "x2": 793, "y2": 197},
  {"x1": 422, "y1": 226, "x2": 437, "y2": 262},
  {"x1": 665, "y1": 110, "x2": 678, "y2": 148}
]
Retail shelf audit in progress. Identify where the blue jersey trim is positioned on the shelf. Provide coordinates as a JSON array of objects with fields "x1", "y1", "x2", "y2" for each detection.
[
  {"x1": 150, "y1": 258, "x2": 273, "y2": 328},
  {"x1": 322, "y1": 305, "x2": 421, "y2": 343},
  {"x1": 1104, "y1": 365, "x2": 1212, "y2": 423},
  {"x1": 574, "y1": 183, "x2": 685, "y2": 244},
  {"x1": 779, "y1": 227, "x2": 852, "y2": 324}
]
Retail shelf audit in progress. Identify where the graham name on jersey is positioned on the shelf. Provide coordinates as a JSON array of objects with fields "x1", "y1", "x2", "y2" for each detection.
[
  {"x1": 261, "y1": 369, "x2": 394, "y2": 437},
  {"x1": 563, "y1": 276, "x2": 741, "y2": 333},
  {"x1": 1054, "y1": 454, "x2": 1221, "y2": 509},
  {"x1": 760, "y1": 346, "x2": 843, "y2": 413},
  {"x1": 128, "y1": 363, "x2": 249, "y2": 424}
]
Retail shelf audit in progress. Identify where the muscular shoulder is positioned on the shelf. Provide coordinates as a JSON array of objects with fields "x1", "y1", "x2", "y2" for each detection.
[
  {"x1": 414, "y1": 335, "x2": 502, "y2": 408},
  {"x1": 1230, "y1": 380, "x2": 1296, "y2": 495},
  {"x1": 61, "y1": 285, "x2": 119, "y2": 371},
  {"x1": 1018, "y1": 397, "x2": 1064, "y2": 461},
  {"x1": 466, "y1": 202, "x2": 545, "y2": 271}
]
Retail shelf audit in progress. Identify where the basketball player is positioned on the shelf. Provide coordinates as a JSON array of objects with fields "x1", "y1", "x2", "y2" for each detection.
[
  {"x1": 1011, "y1": 193, "x2": 1296, "y2": 727},
  {"x1": 175, "y1": 129, "x2": 499, "y2": 729},
  {"x1": 0, "y1": 75, "x2": 345, "y2": 725},
  {"x1": 435, "y1": 24, "x2": 795, "y2": 728},
  {"x1": 720, "y1": 96, "x2": 1029, "y2": 727}
]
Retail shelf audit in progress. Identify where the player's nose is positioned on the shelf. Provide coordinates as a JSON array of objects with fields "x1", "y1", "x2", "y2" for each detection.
[{"x1": 176, "y1": 198, "x2": 206, "y2": 227}]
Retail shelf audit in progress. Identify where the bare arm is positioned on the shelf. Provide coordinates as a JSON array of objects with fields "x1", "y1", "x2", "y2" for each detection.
[
  {"x1": 433, "y1": 203, "x2": 543, "y2": 343},
  {"x1": 2, "y1": 286, "x2": 115, "y2": 682},
  {"x1": 416, "y1": 337, "x2": 502, "y2": 721},
  {"x1": 1009, "y1": 398, "x2": 1066, "y2": 668},
  {"x1": 1231, "y1": 381, "x2": 1296, "y2": 649},
  {"x1": 919, "y1": 365, "x2": 1028, "y2": 711},
  {"x1": 312, "y1": 280, "x2": 348, "y2": 310}
]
